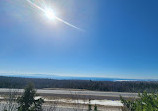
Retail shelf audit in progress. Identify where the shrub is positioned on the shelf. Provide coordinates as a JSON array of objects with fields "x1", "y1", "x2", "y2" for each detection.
[{"x1": 121, "y1": 92, "x2": 158, "y2": 111}]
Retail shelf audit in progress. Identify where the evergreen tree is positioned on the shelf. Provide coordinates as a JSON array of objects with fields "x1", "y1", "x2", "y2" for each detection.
[{"x1": 17, "y1": 83, "x2": 44, "y2": 111}]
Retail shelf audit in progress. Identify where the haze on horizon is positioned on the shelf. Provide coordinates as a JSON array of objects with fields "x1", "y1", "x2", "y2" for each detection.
[{"x1": 0, "y1": 0, "x2": 158, "y2": 79}]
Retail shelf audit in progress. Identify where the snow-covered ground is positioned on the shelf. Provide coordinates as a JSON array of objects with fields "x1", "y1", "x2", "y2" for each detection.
[{"x1": 44, "y1": 98, "x2": 123, "y2": 106}]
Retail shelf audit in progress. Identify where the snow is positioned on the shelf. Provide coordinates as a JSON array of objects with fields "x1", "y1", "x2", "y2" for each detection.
[{"x1": 44, "y1": 98, "x2": 123, "y2": 106}]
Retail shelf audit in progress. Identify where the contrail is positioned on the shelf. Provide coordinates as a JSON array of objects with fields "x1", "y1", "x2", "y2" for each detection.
[{"x1": 26, "y1": 0, "x2": 84, "y2": 31}]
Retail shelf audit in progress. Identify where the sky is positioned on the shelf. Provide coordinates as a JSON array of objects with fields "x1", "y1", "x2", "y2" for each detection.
[{"x1": 0, "y1": 0, "x2": 158, "y2": 79}]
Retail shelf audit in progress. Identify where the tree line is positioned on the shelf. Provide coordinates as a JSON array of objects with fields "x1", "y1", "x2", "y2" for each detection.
[{"x1": 0, "y1": 76, "x2": 158, "y2": 93}]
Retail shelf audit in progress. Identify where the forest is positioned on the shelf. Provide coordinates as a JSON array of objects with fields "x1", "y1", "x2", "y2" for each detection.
[{"x1": 0, "y1": 76, "x2": 158, "y2": 93}]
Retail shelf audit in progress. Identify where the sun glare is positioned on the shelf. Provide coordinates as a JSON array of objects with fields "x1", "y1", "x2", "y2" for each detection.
[
  {"x1": 45, "y1": 9, "x2": 56, "y2": 20},
  {"x1": 26, "y1": 0, "x2": 83, "y2": 31}
]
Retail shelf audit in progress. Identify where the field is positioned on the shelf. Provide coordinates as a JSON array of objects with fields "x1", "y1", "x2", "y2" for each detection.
[{"x1": 0, "y1": 88, "x2": 138, "y2": 111}]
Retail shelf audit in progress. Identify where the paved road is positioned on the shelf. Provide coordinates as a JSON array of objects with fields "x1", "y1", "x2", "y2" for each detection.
[{"x1": 0, "y1": 88, "x2": 138, "y2": 99}]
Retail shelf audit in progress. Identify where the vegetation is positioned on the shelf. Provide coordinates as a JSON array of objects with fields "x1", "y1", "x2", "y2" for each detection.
[
  {"x1": 0, "y1": 76, "x2": 158, "y2": 93},
  {"x1": 94, "y1": 104, "x2": 98, "y2": 111},
  {"x1": 88, "y1": 99, "x2": 92, "y2": 111},
  {"x1": 2, "y1": 79, "x2": 158, "y2": 111},
  {"x1": 121, "y1": 92, "x2": 158, "y2": 111},
  {"x1": 17, "y1": 83, "x2": 44, "y2": 111},
  {"x1": 0, "y1": 89, "x2": 19, "y2": 111},
  {"x1": 0, "y1": 83, "x2": 98, "y2": 111}
]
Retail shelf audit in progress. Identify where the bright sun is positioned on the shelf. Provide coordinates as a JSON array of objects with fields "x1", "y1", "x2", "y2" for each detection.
[
  {"x1": 26, "y1": 0, "x2": 83, "y2": 31},
  {"x1": 45, "y1": 9, "x2": 56, "y2": 20}
]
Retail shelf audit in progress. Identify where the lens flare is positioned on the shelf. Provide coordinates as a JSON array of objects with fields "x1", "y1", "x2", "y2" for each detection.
[{"x1": 26, "y1": 0, "x2": 84, "y2": 31}]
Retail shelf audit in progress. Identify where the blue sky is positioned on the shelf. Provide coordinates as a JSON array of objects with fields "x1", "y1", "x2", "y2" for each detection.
[{"x1": 0, "y1": 0, "x2": 158, "y2": 79}]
